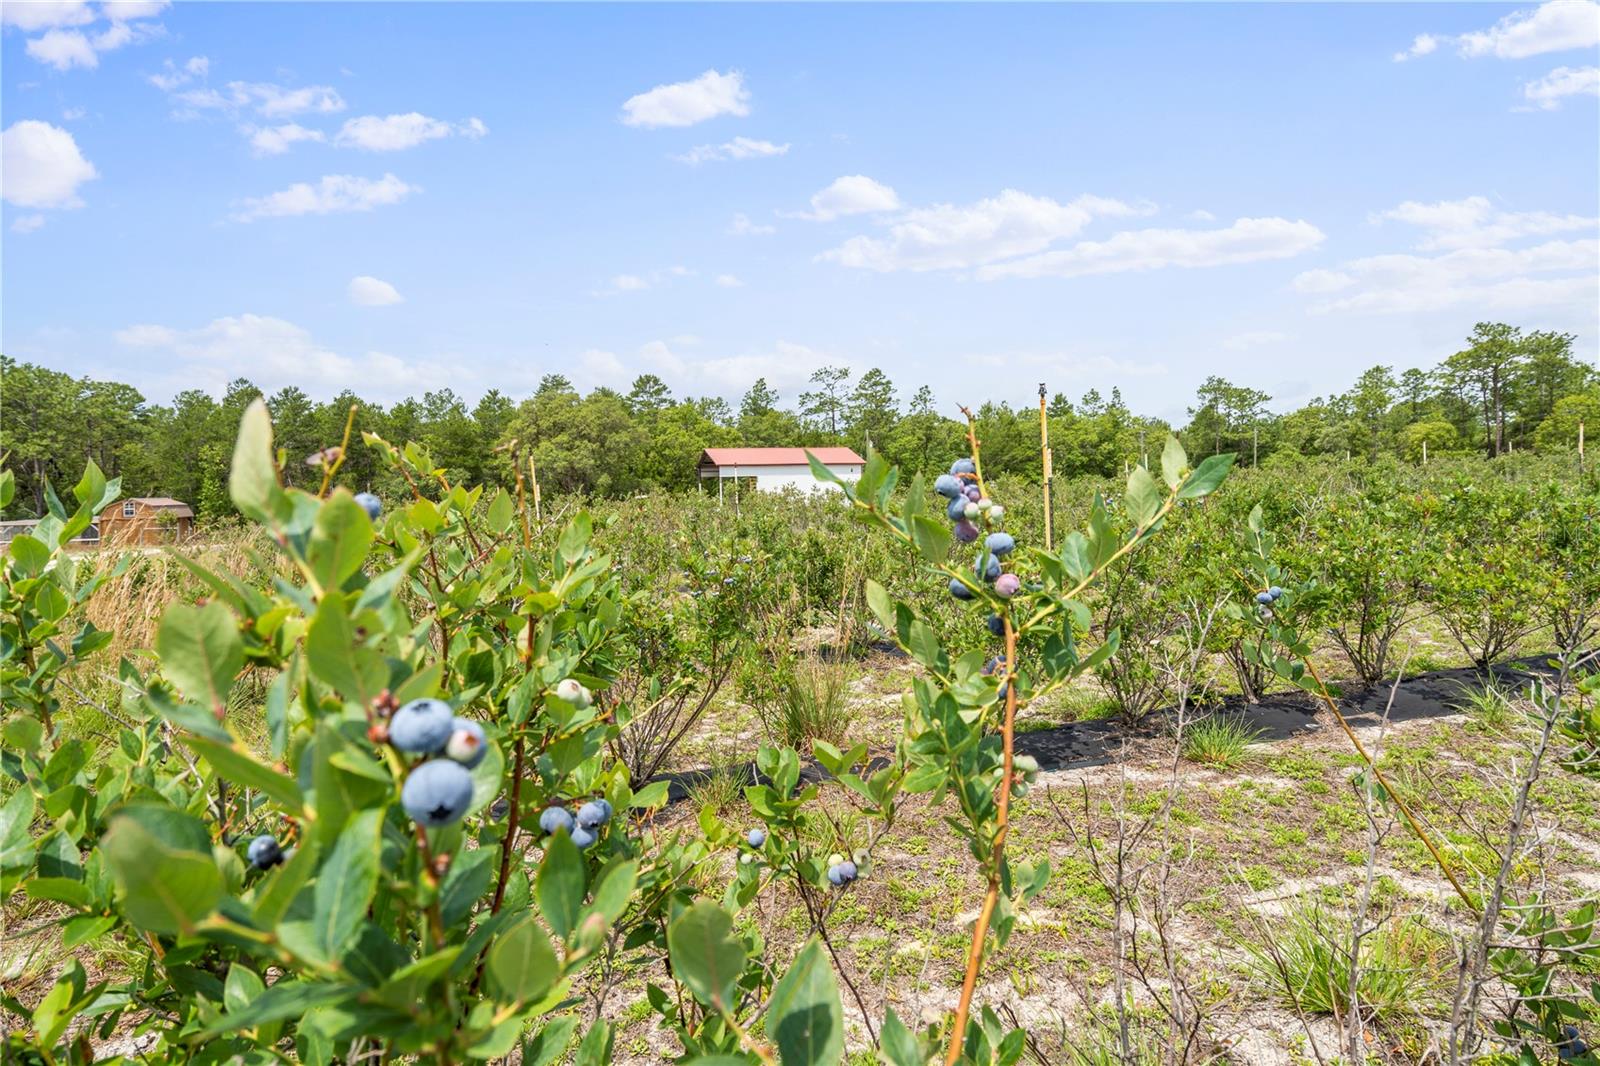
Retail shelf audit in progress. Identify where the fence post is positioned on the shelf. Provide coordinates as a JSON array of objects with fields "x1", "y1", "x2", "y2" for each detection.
[{"x1": 1038, "y1": 383, "x2": 1052, "y2": 551}]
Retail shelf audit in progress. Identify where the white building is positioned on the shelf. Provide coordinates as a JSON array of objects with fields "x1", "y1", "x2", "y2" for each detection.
[{"x1": 697, "y1": 447, "x2": 865, "y2": 500}]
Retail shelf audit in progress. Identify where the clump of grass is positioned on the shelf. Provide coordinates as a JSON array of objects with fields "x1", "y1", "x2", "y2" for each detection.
[
  {"x1": 1182, "y1": 715, "x2": 1263, "y2": 770},
  {"x1": 685, "y1": 761, "x2": 752, "y2": 817},
  {"x1": 1455, "y1": 677, "x2": 1518, "y2": 734},
  {"x1": 1245, "y1": 902, "x2": 1448, "y2": 1021},
  {"x1": 759, "y1": 654, "x2": 854, "y2": 749}
]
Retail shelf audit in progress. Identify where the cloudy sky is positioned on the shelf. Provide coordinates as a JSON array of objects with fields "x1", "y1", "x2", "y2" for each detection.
[{"x1": 3, "y1": 1, "x2": 1597, "y2": 422}]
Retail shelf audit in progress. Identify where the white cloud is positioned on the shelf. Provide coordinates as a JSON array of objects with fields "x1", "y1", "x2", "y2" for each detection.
[
  {"x1": 1, "y1": 120, "x2": 97, "y2": 208},
  {"x1": 715, "y1": 274, "x2": 744, "y2": 287},
  {"x1": 792, "y1": 175, "x2": 901, "y2": 222},
  {"x1": 61, "y1": 105, "x2": 86, "y2": 120},
  {"x1": 1397, "y1": 2, "x2": 1600, "y2": 62},
  {"x1": 977, "y1": 216, "x2": 1325, "y2": 281},
  {"x1": 331, "y1": 113, "x2": 487, "y2": 151},
  {"x1": 692, "y1": 340, "x2": 838, "y2": 395},
  {"x1": 674, "y1": 136, "x2": 789, "y2": 164},
  {"x1": 26, "y1": 29, "x2": 97, "y2": 70},
  {"x1": 112, "y1": 313, "x2": 456, "y2": 402},
  {"x1": 231, "y1": 173, "x2": 416, "y2": 221},
  {"x1": 1393, "y1": 33, "x2": 1440, "y2": 62},
  {"x1": 147, "y1": 54, "x2": 207, "y2": 91},
  {"x1": 1523, "y1": 64, "x2": 1600, "y2": 108},
  {"x1": 11, "y1": 214, "x2": 47, "y2": 233},
  {"x1": 348, "y1": 275, "x2": 403, "y2": 306},
  {"x1": 2, "y1": 2, "x2": 94, "y2": 31},
  {"x1": 102, "y1": 1, "x2": 171, "y2": 21},
  {"x1": 1297, "y1": 194, "x2": 1598, "y2": 316},
  {"x1": 611, "y1": 274, "x2": 650, "y2": 291},
  {"x1": 621, "y1": 69, "x2": 750, "y2": 128},
  {"x1": 1188, "y1": 208, "x2": 1217, "y2": 222},
  {"x1": 1372, "y1": 196, "x2": 1598, "y2": 250},
  {"x1": 1458, "y1": 0, "x2": 1600, "y2": 58},
  {"x1": 16, "y1": 2, "x2": 165, "y2": 70},
  {"x1": 728, "y1": 212, "x2": 775, "y2": 236},
  {"x1": 1222, "y1": 330, "x2": 1291, "y2": 351},
  {"x1": 171, "y1": 80, "x2": 345, "y2": 119},
  {"x1": 818, "y1": 189, "x2": 1151, "y2": 272},
  {"x1": 576, "y1": 348, "x2": 627, "y2": 383},
  {"x1": 114, "y1": 323, "x2": 178, "y2": 346},
  {"x1": 248, "y1": 123, "x2": 326, "y2": 156}
]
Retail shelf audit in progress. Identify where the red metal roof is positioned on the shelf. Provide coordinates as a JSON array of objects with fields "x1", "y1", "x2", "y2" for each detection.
[{"x1": 699, "y1": 447, "x2": 865, "y2": 468}]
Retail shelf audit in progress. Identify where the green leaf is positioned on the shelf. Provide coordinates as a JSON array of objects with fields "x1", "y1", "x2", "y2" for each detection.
[
  {"x1": 864, "y1": 579, "x2": 895, "y2": 632},
  {"x1": 198, "y1": 980, "x2": 351, "y2": 1039},
  {"x1": 1160, "y1": 435, "x2": 1187, "y2": 490},
  {"x1": 1177, "y1": 452, "x2": 1235, "y2": 500},
  {"x1": 156, "y1": 601, "x2": 243, "y2": 714},
  {"x1": 667, "y1": 900, "x2": 746, "y2": 1011},
  {"x1": 804, "y1": 451, "x2": 846, "y2": 489},
  {"x1": 0, "y1": 787, "x2": 36, "y2": 871},
  {"x1": 312, "y1": 807, "x2": 383, "y2": 961},
  {"x1": 879, "y1": 1007, "x2": 925, "y2": 1066},
  {"x1": 185, "y1": 734, "x2": 304, "y2": 813},
  {"x1": 557, "y1": 512, "x2": 593, "y2": 565},
  {"x1": 224, "y1": 964, "x2": 267, "y2": 1015},
  {"x1": 308, "y1": 491, "x2": 374, "y2": 592},
  {"x1": 485, "y1": 489, "x2": 514, "y2": 534},
  {"x1": 486, "y1": 914, "x2": 561, "y2": 1004},
  {"x1": 536, "y1": 830, "x2": 586, "y2": 941},
  {"x1": 521, "y1": 1016, "x2": 580, "y2": 1066},
  {"x1": 1124, "y1": 466, "x2": 1161, "y2": 528},
  {"x1": 252, "y1": 836, "x2": 321, "y2": 928},
  {"x1": 574, "y1": 1019, "x2": 613, "y2": 1066},
  {"x1": 103, "y1": 806, "x2": 223, "y2": 935},
  {"x1": 630, "y1": 781, "x2": 670, "y2": 810},
  {"x1": 766, "y1": 938, "x2": 844, "y2": 1066},
  {"x1": 8, "y1": 534, "x2": 49, "y2": 578},
  {"x1": 305, "y1": 595, "x2": 385, "y2": 706},
  {"x1": 229, "y1": 398, "x2": 284, "y2": 526},
  {"x1": 909, "y1": 515, "x2": 952, "y2": 564}
]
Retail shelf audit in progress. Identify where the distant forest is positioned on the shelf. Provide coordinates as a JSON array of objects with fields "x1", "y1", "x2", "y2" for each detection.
[{"x1": 2, "y1": 322, "x2": 1595, "y2": 520}]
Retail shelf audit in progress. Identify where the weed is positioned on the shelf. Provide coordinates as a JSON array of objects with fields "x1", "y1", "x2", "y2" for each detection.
[{"x1": 1182, "y1": 715, "x2": 1264, "y2": 770}]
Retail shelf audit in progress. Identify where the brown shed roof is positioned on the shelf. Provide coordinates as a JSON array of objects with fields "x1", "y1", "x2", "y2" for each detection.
[{"x1": 110, "y1": 498, "x2": 196, "y2": 518}]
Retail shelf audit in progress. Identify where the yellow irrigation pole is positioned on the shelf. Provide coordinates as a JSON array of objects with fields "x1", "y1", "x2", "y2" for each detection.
[{"x1": 1038, "y1": 383, "x2": 1053, "y2": 550}]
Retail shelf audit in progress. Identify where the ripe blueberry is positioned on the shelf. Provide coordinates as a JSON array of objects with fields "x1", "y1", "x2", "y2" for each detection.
[
  {"x1": 985, "y1": 533, "x2": 1015, "y2": 557},
  {"x1": 576, "y1": 800, "x2": 611, "y2": 829},
  {"x1": 569, "y1": 825, "x2": 597, "y2": 849},
  {"x1": 539, "y1": 806, "x2": 575, "y2": 835},
  {"x1": 988, "y1": 614, "x2": 1006, "y2": 636},
  {"x1": 354, "y1": 492, "x2": 382, "y2": 521},
  {"x1": 950, "y1": 458, "x2": 977, "y2": 476},
  {"x1": 1255, "y1": 591, "x2": 1273, "y2": 605},
  {"x1": 976, "y1": 554, "x2": 1001, "y2": 581},
  {"x1": 748, "y1": 827, "x2": 767, "y2": 848},
  {"x1": 389, "y1": 698, "x2": 454, "y2": 754},
  {"x1": 401, "y1": 759, "x2": 475, "y2": 828},
  {"x1": 1269, "y1": 586, "x2": 1284, "y2": 600},
  {"x1": 934, "y1": 474, "x2": 962, "y2": 499},
  {"x1": 444, "y1": 718, "x2": 487, "y2": 768},
  {"x1": 827, "y1": 864, "x2": 845, "y2": 886},
  {"x1": 965, "y1": 486, "x2": 982, "y2": 502},
  {"x1": 489, "y1": 796, "x2": 511, "y2": 821},
  {"x1": 837, "y1": 860, "x2": 858, "y2": 882},
  {"x1": 950, "y1": 578, "x2": 975, "y2": 600},
  {"x1": 246, "y1": 834, "x2": 283, "y2": 870},
  {"x1": 953, "y1": 518, "x2": 980, "y2": 543},
  {"x1": 995, "y1": 573, "x2": 1021, "y2": 598},
  {"x1": 947, "y1": 497, "x2": 969, "y2": 521}
]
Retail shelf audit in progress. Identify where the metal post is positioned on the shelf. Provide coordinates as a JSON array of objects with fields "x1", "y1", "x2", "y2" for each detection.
[{"x1": 1038, "y1": 383, "x2": 1053, "y2": 550}]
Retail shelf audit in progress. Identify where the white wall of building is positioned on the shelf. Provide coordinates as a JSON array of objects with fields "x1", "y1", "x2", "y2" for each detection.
[{"x1": 704, "y1": 463, "x2": 862, "y2": 494}]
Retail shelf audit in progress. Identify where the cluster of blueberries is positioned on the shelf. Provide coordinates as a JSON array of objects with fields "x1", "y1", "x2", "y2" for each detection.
[
  {"x1": 935, "y1": 458, "x2": 1018, "y2": 640},
  {"x1": 537, "y1": 797, "x2": 614, "y2": 849},
  {"x1": 1255, "y1": 585, "x2": 1285, "y2": 617},
  {"x1": 825, "y1": 852, "x2": 859, "y2": 886},
  {"x1": 390, "y1": 698, "x2": 490, "y2": 828}
]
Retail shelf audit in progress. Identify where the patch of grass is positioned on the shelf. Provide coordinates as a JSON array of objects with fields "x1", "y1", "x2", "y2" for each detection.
[
  {"x1": 759, "y1": 654, "x2": 854, "y2": 749},
  {"x1": 1454, "y1": 677, "x2": 1519, "y2": 735},
  {"x1": 1182, "y1": 715, "x2": 1264, "y2": 770},
  {"x1": 1245, "y1": 903, "x2": 1449, "y2": 1022},
  {"x1": 684, "y1": 763, "x2": 751, "y2": 817}
]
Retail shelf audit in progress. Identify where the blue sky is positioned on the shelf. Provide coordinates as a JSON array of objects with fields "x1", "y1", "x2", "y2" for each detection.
[{"x1": 3, "y1": 1, "x2": 1597, "y2": 423}]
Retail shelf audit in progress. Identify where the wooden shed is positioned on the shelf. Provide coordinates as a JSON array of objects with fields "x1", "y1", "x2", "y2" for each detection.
[{"x1": 97, "y1": 497, "x2": 195, "y2": 546}]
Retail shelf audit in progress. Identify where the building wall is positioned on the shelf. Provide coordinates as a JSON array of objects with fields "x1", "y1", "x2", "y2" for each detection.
[
  {"x1": 97, "y1": 505, "x2": 193, "y2": 546},
  {"x1": 708, "y1": 463, "x2": 862, "y2": 494}
]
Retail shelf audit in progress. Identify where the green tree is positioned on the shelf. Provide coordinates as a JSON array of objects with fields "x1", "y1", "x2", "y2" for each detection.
[
  {"x1": 1442, "y1": 322, "x2": 1524, "y2": 458},
  {"x1": 847, "y1": 367, "x2": 898, "y2": 453},
  {"x1": 799, "y1": 365, "x2": 851, "y2": 438}
]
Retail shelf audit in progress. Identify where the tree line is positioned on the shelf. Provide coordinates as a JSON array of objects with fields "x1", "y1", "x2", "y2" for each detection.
[{"x1": 2, "y1": 321, "x2": 1595, "y2": 520}]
